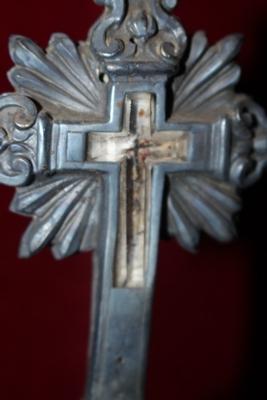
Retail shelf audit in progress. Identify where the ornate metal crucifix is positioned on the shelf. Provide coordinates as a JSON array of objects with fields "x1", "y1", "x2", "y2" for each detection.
[{"x1": 1, "y1": 0, "x2": 267, "y2": 399}]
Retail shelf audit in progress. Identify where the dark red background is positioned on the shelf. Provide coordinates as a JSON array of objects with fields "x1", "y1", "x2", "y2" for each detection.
[{"x1": 1, "y1": 1, "x2": 267, "y2": 399}]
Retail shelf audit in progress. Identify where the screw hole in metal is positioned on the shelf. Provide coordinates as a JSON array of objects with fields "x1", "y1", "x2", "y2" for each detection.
[{"x1": 98, "y1": 72, "x2": 109, "y2": 84}]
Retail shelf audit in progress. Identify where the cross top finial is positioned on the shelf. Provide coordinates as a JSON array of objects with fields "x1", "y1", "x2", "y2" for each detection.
[{"x1": 90, "y1": 0, "x2": 186, "y2": 78}]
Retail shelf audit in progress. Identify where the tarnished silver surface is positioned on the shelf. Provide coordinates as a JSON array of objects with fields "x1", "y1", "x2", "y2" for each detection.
[{"x1": 1, "y1": 0, "x2": 267, "y2": 399}]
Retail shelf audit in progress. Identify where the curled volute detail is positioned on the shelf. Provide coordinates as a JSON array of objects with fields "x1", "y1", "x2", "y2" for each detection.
[
  {"x1": 230, "y1": 98, "x2": 267, "y2": 187},
  {"x1": 0, "y1": 94, "x2": 46, "y2": 187},
  {"x1": 90, "y1": 0, "x2": 187, "y2": 72}
]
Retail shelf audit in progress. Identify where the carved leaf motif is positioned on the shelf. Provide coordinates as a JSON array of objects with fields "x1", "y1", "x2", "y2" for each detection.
[
  {"x1": 10, "y1": 173, "x2": 102, "y2": 259},
  {"x1": 167, "y1": 174, "x2": 241, "y2": 251},
  {"x1": 8, "y1": 34, "x2": 106, "y2": 121},
  {"x1": 171, "y1": 31, "x2": 243, "y2": 120}
]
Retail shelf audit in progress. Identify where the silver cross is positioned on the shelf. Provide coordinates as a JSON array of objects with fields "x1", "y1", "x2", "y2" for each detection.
[{"x1": 1, "y1": 1, "x2": 267, "y2": 399}]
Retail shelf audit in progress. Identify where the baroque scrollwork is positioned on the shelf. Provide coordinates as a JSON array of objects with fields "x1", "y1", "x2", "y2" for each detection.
[
  {"x1": 0, "y1": 94, "x2": 43, "y2": 186},
  {"x1": 90, "y1": 0, "x2": 187, "y2": 68},
  {"x1": 230, "y1": 98, "x2": 267, "y2": 187}
]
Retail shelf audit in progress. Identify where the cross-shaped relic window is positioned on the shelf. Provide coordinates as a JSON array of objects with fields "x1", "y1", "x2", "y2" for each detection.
[{"x1": 88, "y1": 92, "x2": 188, "y2": 287}]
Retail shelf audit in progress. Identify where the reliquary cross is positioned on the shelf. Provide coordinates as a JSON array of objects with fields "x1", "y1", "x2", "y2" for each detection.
[{"x1": 0, "y1": 0, "x2": 267, "y2": 399}]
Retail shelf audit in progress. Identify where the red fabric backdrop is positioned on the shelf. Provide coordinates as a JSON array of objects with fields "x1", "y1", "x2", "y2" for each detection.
[{"x1": 0, "y1": 1, "x2": 267, "y2": 399}]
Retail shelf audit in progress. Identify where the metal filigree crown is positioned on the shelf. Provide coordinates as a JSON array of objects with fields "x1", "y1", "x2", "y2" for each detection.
[{"x1": 90, "y1": 0, "x2": 187, "y2": 77}]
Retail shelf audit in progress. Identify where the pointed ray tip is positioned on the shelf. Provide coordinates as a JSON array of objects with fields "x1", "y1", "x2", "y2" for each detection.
[
  {"x1": 192, "y1": 30, "x2": 208, "y2": 43},
  {"x1": 8, "y1": 34, "x2": 40, "y2": 66},
  {"x1": 19, "y1": 234, "x2": 43, "y2": 259},
  {"x1": 223, "y1": 33, "x2": 244, "y2": 52},
  {"x1": 178, "y1": 236, "x2": 199, "y2": 253},
  {"x1": 18, "y1": 242, "x2": 31, "y2": 259},
  {"x1": 9, "y1": 35, "x2": 23, "y2": 60},
  {"x1": 9, "y1": 34, "x2": 22, "y2": 46},
  {"x1": 9, "y1": 34, "x2": 29, "y2": 52},
  {"x1": 51, "y1": 249, "x2": 61, "y2": 260},
  {"x1": 48, "y1": 32, "x2": 68, "y2": 46},
  {"x1": 161, "y1": 0, "x2": 178, "y2": 11},
  {"x1": 52, "y1": 246, "x2": 67, "y2": 261},
  {"x1": 229, "y1": 32, "x2": 244, "y2": 44}
]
